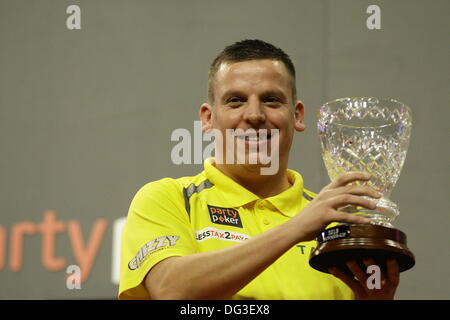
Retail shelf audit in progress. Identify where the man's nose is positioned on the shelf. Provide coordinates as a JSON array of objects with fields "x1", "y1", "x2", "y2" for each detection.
[{"x1": 243, "y1": 98, "x2": 266, "y2": 125}]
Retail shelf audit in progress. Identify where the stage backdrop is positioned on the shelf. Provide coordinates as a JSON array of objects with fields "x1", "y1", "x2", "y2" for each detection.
[{"x1": 0, "y1": 0, "x2": 448, "y2": 299}]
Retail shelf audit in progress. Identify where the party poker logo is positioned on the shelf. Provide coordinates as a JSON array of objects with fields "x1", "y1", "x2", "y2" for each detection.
[{"x1": 207, "y1": 205, "x2": 242, "y2": 228}]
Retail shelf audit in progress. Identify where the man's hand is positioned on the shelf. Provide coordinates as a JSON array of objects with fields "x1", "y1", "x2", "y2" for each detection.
[
  {"x1": 291, "y1": 171, "x2": 382, "y2": 242},
  {"x1": 329, "y1": 258, "x2": 400, "y2": 300}
]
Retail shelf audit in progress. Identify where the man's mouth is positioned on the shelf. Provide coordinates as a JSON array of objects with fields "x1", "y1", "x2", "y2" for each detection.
[
  {"x1": 236, "y1": 135, "x2": 271, "y2": 142},
  {"x1": 233, "y1": 130, "x2": 273, "y2": 142}
]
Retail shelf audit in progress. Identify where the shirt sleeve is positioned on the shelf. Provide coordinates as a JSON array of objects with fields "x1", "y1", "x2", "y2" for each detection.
[{"x1": 118, "y1": 178, "x2": 199, "y2": 300}]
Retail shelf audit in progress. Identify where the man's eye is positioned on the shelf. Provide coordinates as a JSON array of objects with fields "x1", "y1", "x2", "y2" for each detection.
[
  {"x1": 228, "y1": 97, "x2": 243, "y2": 103},
  {"x1": 264, "y1": 97, "x2": 280, "y2": 103}
]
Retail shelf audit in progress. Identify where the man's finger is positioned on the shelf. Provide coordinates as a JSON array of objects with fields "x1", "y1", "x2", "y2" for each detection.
[
  {"x1": 346, "y1": 260, "x2": 369, "y2": 285},
  {"x1": 337, "y1": 185, "x2": 382, "y2": 199},
  {"x1": 327, "y1": 172, "x2": 371, "y2": 189},
  {"x1": 330, "y1": 194, "x2": 377, "y2": 210},
  {"x1": 386, "y1": 259, "x2": 400, "y2": 287},
  {"x1": 329, "y1": 267, "x2": 365, "y2": 298},
  {"x1": 333, "y1": 211, "x2": 371, "y2": 225}
]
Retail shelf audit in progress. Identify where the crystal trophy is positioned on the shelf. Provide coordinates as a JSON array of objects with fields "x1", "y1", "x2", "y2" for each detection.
[{"x1": 309, "y1": 97, "x2": 415, "y2": 274}]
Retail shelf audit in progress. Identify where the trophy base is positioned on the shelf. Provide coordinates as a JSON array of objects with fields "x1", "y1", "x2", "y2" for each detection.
[{"x1": 309, "y1": 224, "x2": 415, "y2": 274}]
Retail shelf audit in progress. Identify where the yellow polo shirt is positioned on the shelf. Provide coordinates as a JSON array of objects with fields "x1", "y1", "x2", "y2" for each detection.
[{"x1": 118, "y1": 158, "x2": 353, "y2": 300}]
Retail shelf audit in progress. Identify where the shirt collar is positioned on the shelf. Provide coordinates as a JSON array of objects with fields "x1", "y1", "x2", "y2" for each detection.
[
  {"x1": 204, "y1": 158, "x2": 260, "y2": 207},
  {"x1": 203, "y1": 158, "x2": 305, "y2": 216},
  {"x1": 266, "y1": 169, "x2": 305, "y2": 217}
]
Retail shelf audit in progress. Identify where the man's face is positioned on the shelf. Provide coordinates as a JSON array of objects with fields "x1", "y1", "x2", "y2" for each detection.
[{"x1": 200, "y1": 59, "x2": 305, "y2": 173}]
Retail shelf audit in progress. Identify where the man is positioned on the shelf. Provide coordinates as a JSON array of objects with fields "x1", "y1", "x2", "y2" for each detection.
[{"x1": 118, "y1": 39, "x2": 400, "y2": 300}]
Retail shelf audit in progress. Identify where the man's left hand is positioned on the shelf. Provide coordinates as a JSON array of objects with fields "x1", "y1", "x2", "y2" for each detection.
[{"x1": 329, "y1": 258, "x2": 400, "y2": 300}]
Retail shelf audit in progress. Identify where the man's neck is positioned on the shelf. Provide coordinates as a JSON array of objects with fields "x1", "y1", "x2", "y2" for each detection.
[{"x1": 215, "y1": 163, "x2": 291, "y2": 199}]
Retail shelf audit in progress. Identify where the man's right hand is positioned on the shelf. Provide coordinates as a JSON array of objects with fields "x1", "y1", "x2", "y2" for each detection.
[{"x1": 290, "y1": 171, "x2": 382, "y2": 242}]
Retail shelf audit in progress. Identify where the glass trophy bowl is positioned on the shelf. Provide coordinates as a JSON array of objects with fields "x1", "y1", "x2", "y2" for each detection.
[{"x1": 309, "y1": 97, "x2": 415, "y2": 274}]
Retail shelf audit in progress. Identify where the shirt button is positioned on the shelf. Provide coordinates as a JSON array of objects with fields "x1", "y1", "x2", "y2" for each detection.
[
  {"x1": 257, "y1": 202, "x2": 265, "y2": 210},
  {"x1": 262, "y1": 218, "x2": 270, "y2": 225}
]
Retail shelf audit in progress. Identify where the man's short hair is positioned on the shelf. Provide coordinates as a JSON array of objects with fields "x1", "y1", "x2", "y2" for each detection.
[{"x1": 208, "y1": 39, "x2": 297, "y2": 105}]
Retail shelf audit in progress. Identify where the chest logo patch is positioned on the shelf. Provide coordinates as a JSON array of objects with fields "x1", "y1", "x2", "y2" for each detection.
[{"x1": 207, "y1": 205, "x2": 243, "y2": 228}]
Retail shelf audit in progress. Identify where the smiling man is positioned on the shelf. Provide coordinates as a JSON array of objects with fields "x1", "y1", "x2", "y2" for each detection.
[
  {"x1": 118, "y1": 39, "x2": 400, "y2": 300},
  {"x1": 200, "y1": 55, "x2": 304, "y2": 197}
]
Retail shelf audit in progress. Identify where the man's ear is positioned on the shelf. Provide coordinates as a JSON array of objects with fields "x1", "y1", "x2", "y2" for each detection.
[
  {"x1": 199, "y1": 103, "x2": 213, "y2": 132},
  {"x1": 294, "y1": 100, "x2": 305, "y2": 132}
]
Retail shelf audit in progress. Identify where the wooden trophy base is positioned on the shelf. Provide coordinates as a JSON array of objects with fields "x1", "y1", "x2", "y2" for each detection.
[{"x1": 309, "y1": 224, "x2": 415, "y2": 274}]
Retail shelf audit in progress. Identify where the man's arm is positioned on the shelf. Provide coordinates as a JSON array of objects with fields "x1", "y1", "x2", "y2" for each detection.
[
  {"x1": 145, "y1": 220, "x2": 303, "y2": 300},
  {"x1": 145, "y1": 172, "x2": 381, "y2": 299}
]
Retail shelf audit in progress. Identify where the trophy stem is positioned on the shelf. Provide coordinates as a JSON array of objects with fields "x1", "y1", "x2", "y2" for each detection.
[{"x1": 356, "y1": 196, "x2": 399, "y2": 228}]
